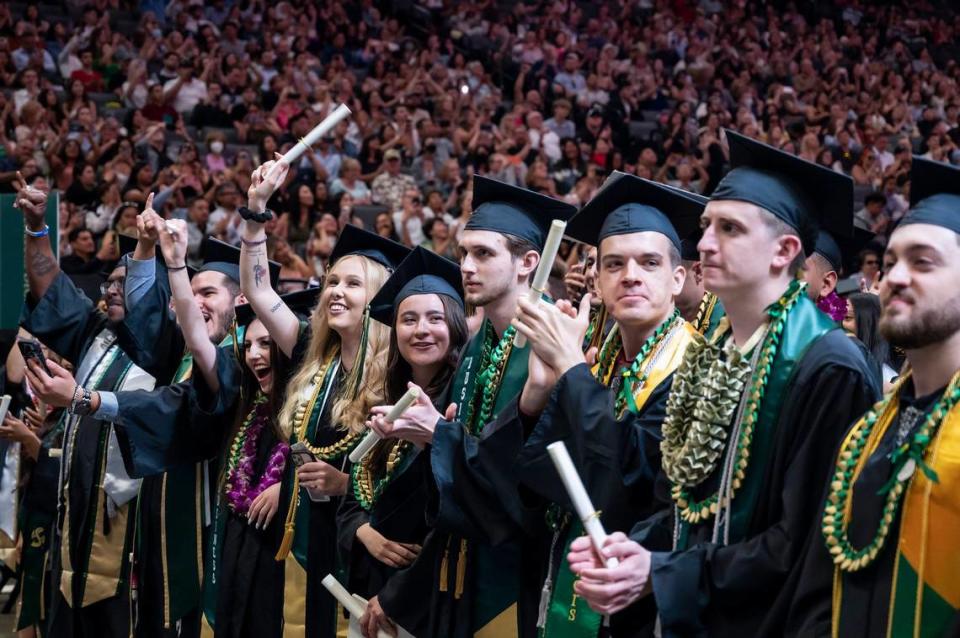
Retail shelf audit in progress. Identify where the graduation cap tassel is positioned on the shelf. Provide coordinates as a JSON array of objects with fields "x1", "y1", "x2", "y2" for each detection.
[
  {"x1": 346, "y1": 305, "x2": 372, "y2": 401},
  {"x1": 275, "y1": 473, "x2": 299, "y2": 561}
]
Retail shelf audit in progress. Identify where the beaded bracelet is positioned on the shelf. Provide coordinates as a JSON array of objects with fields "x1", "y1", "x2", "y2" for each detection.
[{"x1": 241, "y1": 236, "x2": 268, "y2": 247}]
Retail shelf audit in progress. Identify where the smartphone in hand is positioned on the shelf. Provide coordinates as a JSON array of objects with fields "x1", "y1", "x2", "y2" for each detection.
[
  {"x1": 289, "y1": 442, "x2": 330, "y2": 502},
  {"x1": 17, "y1": 339, "x2": 51, "y2": 376}
]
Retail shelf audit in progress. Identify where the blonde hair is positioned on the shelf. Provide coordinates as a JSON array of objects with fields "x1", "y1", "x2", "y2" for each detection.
[{"x1": 277, "y1": 255, "x2": 391, "y2": 438}]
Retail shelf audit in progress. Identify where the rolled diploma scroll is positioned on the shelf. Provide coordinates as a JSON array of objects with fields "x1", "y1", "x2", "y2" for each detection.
[
  {"x1": 321, "y1": 574, "x2": 391, "y2": 638},
  {"x1": 268, "y1": 104, "x2": 352, "y2": 179},
  {"x1": 514, "y1": 219, "x2": 567, "y2": 348},
  {"x1": 546, "y1": 441, "x2": 619, "y2": 568},
  {"x1": 348, "y1": 387, "x2": 420, "y2": 464}
]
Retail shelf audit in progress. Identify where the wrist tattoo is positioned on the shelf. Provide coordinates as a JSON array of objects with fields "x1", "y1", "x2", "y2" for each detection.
[
  {"x1": 28, "y1": 249, "x2": 56, "y2": 276},
  {"x1": 270, "y1": 301, "x2": 282, "y2": 313}
]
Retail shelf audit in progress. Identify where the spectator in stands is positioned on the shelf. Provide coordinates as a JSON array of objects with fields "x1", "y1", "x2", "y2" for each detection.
[
  {"x1": 372, "y1": 149, "x2": 416, "y2": 212},
  {"x1": 855, "y1": 192, "x2": 890, "y2": 236}
]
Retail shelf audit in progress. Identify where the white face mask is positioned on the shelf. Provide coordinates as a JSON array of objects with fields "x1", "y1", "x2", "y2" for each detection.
[
  {"x1": 114, "y1": 172, "x2": 129, "y2": 185},
  {"x1": 210, "y1": 141, "x2": 224, "y2": 154}
]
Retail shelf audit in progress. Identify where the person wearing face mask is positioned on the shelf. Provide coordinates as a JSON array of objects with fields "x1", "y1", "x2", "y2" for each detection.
[
  {"x1": 787, "y1": 158, "x2": 960, "y2": 637},
  {"x1": 338, "y1": 247, "x2": 468, "y2": 638},
  {"x1": 240, "y1": 157, "x2": 409, "y2": 637},
  {"x1": 13, "y1": 175, "x2": 155, "y2": 638},
  {"x1": 205, "y1": 132, "x2": 228, "y2": 173}
]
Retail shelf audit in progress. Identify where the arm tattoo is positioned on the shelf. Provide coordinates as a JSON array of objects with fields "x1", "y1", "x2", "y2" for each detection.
[
  {"x1": 270, "y1": 301, "x2": 282, "y2": 313},
  {"x1": 253, "y1": 259, "x2": 266, "y2": 288},
  {"x1": 29, "y1": 249, "x2": 57, "y2": 276}
]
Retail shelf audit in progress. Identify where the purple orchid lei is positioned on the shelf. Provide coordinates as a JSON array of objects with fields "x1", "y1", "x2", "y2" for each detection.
[
  {"x1": 225, "y1": 396, "x2": 290, "y2": 516},
  {"x1": 817, "y1": 290, "x2": 847, "y2": 323}
]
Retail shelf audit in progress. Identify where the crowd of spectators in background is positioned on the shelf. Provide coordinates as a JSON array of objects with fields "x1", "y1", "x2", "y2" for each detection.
[{"x1": 1, "y1": 0, "x2": 958, "y2": 293}]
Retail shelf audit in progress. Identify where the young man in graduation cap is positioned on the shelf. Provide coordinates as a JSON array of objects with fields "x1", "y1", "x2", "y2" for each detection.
[
  {"x1": 370, "y1": 175, "x2": 577, "y2": 638},
  {"x1": 804, "y1": 226, "x2": 875, "y2": 323},
  {"x1": 675, "y1": 229, "x2": 725, "y2": 338},
  {"x1": 508, "y1": 172, "x2": 704, "y2": 635},
  {"x1": 565, "y1": 131, "x2": 881, "y2": 636},
  {"x1": 787, "y1": 157, "x2": 960, "y2": 637},
  {"x1": 13, "y1": 175, "x2": 155, "y2": 638}
]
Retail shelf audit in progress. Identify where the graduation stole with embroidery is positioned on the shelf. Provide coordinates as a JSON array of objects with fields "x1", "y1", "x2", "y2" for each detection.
[
  {"x1": 540, "y1": 311, "x2": 692, "y2": 638},
  {"x1": 826, "y1": 371, "x2": 960, "y2": 638}
]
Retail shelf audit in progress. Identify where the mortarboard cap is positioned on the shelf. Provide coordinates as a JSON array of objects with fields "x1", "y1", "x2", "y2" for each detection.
[
  {"x1": 328, "y1": 224, "x2": 412, "y2": 271},
  {"x1": 711, "y1": 129, "x2": 854, "y2": 254},
  {"x1": 566, "y1": 172, "x2": 706, "y2": 252},
  {"x1": 235, "y1": 286, "x2": 322, "y2": 327},
  {"x1": 899, "y1": 157, "x2": 960, "y2": 235},
  {"x1": 369, "y1": 246, "x2": 464, "y2": 325},
  {"x1": 813, "y1": 224, "x2": 876, "y2": 275},
  {"x1": 466, "y1": 175, "x2": 577, "y2": 250}
]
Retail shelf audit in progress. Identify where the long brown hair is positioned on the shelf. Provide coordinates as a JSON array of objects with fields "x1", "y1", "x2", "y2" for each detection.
[{"x1": 277, "y1": 255, "x2": 391, "y2": 438}]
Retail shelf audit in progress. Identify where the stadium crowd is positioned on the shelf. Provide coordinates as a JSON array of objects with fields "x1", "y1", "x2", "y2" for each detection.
[{"x1": 0, "y1": 0, "x2": 957, "y2": 291}]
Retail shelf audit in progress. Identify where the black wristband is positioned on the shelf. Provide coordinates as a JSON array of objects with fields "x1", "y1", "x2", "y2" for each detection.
[
  {"x1": 239, "y1": 206, "x2": 274, "y2": 223},
  {"x1": 73, "y1": 388, "x2": 94, "y2": 416},
  {"x1": 167, "y1": 264, "x2": 188, "y2": 272}
]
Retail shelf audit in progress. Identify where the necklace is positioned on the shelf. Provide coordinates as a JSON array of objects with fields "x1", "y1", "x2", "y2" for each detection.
[
  {"x1": 224, "y1": 394, "x2": 290, "y2": 515},
  {"x1": 594, "y1": 309, "x2": 682, "y2": 418},
  {"x1": 692, "y1": 292, "x2": 719, "y2": 335},
  {"x1": 291, "y1": 354, "x2": 363, "y2": 459},
  {"x1": 821, "y1": 371, "x2": 960, "y2": 572},
  {"x1": 664, "y1": 279, "x2": 806, "y2": 525},
  {"x1": 462, "y1": 323, "x2": 517, "y2": 435},
  {"x1": 351, "y1": 440, "x2": 415, "y2": 510}
]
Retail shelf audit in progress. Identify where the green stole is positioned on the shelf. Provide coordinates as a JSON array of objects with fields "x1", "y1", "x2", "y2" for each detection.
[
  {"x1": 447, "y1": 319, "x2": 530, "y2": 633},
  {"x1": 676, "y1": 294, "x2": 835, "y2": 548}
]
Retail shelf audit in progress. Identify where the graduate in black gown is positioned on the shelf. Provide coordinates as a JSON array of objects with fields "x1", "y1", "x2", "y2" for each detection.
[
  {"x1": 238, "y1": 157, "x2": 410, "y2": 636},
  {"x1": 564, "y1": 131, "x2": 881, "y2": 637},
  {"x1": 504, "y1": 174, "x2": 705, "y2": 636},
  {"x1": 339, "y1": 247, "x2": 468, "y2": 638},
  {"x1": 786, "y1": 157, "x2": 960, "y2": 637},
  {"x1": 370, "y1": 177, "x2": 577, "y2": 638},
  {"x1": 15, "y1": 177, "x2": 154, "y2": 638}
]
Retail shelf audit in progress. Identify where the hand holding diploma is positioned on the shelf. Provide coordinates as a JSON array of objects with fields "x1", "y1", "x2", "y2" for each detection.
[
  {"x1": 268, "y1": 104, "x2": 352, "y2": 180},
  {"x1": 514, "y1": 219, "x2": 567, "y2": 348},
  {"x1": 367, "y1": 383, "x2": 457, "y2": 448},
  {"x1": 350, "y1": 387, "x2": 420, "y2": 463}
]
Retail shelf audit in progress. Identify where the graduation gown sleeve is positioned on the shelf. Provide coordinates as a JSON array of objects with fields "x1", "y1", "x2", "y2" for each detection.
[
  {"x1": 429, "y1": 404, "x2": 539, "y2": 544},
  {"x1": 517, "y1": 363, "x2": 672, "y2": 529},
  {"x1": 114, "y1": 261, "x2": 186, "y2": 381},
  {"x1": 19, "y1": 273, "x2": 102, "y2": 365},
  {"x1": 112, "y1": 344, "x2": 240, "y2": 478},
  {"x1": 640, "y1": 331, "x2": 880, "y2": 637}
]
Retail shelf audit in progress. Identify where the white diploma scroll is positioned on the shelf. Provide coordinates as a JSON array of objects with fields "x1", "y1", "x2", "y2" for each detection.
[
  {"x1": 321, "y1": 574, "x2": 392, "y2": 638},
  {"x1": 514, "y1": 219, "x2": 567, "y2": 348},
  {"x1": 348, "y1": 388, "x2": 420, "y2": 464},
  {"x1": 546, "y1": 441, "x2": 619, "y2": 568},
  {"x1": 268, "y1": 104, "x2": 352, "y2": 179}
]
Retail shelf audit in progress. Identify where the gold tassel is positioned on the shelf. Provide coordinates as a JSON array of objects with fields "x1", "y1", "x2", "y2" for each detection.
[
  {"x1": 587, "y1": 305, "x2": 608, "y2": 354},
  {"x1": 275, "y1": 473, "x2": 300, "y2": 560},
  {"x1": 438, "y1": 537, "x2": 450, "y2": 593},
  {"x1": 454, "y1": 539, "x2": 467, "y2": 599}
]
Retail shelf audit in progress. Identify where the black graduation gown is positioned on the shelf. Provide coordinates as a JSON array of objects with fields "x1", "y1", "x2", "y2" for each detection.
[
  {"x1": 214, "y1": 421, "x2": 285, "y2": 638},
  {"x1": 785, "y1": 381, "x2": 960, "y2": 637},
  {"x1": 20, "y1": 274, "x2": 142, "y2": 637},
  {"x1": 111, "y1": 263, "x2": 240, "y2": 638},
  {"x1": 337, "y1": 447, "x2": 432, "y2": 632},
  {"x1": 629, "y1": 330, "x2": 881, "y2": 637}
]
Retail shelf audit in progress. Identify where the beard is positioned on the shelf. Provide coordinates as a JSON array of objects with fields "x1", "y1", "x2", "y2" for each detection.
[
  {"x1": 880, "y1": 293, "x2": 960, "y2": 349},
  {"x1": 464, "y1": 276, "x2": 513, "y2": 308},
  {"x1": 208, "y1": 307, "x2": 236, "y2": 344}
]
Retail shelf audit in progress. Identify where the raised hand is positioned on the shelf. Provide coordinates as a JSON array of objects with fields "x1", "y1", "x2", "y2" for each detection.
[
  {"x1": 157, "y1": 218, "x2": 189, "y2": 267},
  {"x1": 12, "y1": 171, "x2": 48, "y2": 230},
  {"x1": 136, "y1": 192, "x2": 162, "y2": 243},
  {"x1": 513, "y1": 293, "x2": 593, "y2": 375},
  {"x1": 247, "y1": 153, "x2": 289, "y2": 215}
]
